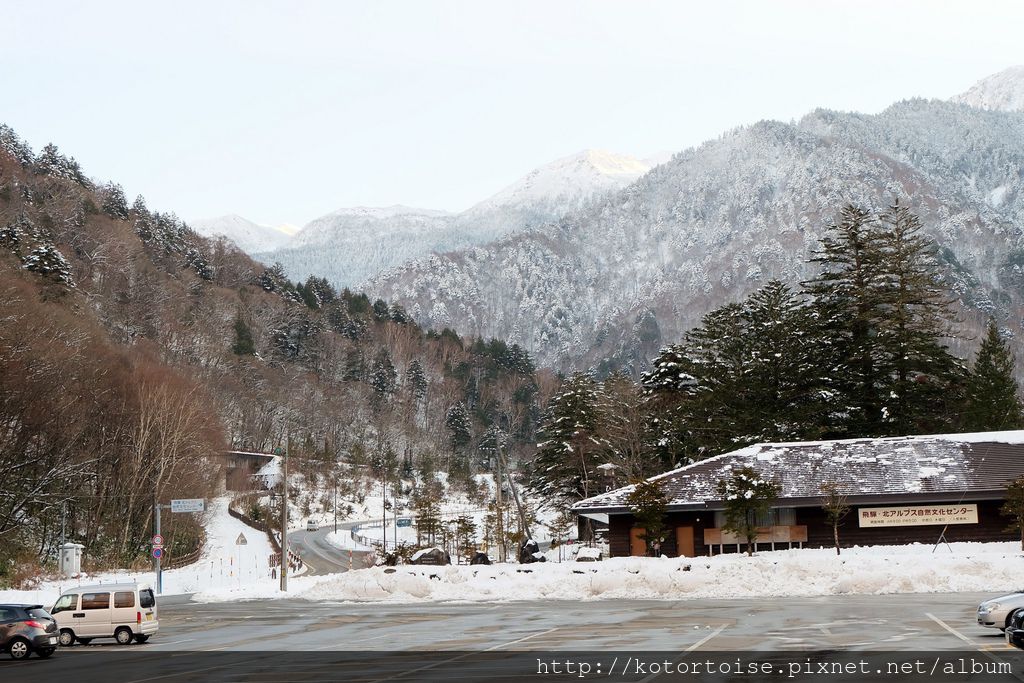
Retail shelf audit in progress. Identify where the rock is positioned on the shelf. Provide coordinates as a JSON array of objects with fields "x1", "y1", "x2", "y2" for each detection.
[
  {"x1": 410, "y1": 547, "x2": 451, "y2": 565},
  {"x1": 575, "y1": 547, "x2": 602, "y2": 562},
  {"x1": 470, "y1": 552, "x2": 491, "y2": 565},
  {"x1": 518, "y1": 539, "x2": 542, "y2": 563}
]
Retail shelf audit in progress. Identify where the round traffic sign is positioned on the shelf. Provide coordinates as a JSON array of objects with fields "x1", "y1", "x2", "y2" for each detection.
[
  {"x1": 152, "y1": 534, "x2": 164, "y2": 546},
  {"x1": 152, "y1": 547, "x2": 163, "y2": 559}
]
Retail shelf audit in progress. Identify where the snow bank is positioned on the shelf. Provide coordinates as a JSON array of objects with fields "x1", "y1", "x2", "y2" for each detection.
[
  {"x1": 0, "y1": 496, "x2": 275, "y2": 605},
  {"x1": 194, "y1": 541, "x2": 1024, "y2": 604}
]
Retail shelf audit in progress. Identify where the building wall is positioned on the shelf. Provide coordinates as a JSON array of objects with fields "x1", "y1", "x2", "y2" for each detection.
[{"x1": 603, "y1": 499, "x2": 1015, "y2": 558}]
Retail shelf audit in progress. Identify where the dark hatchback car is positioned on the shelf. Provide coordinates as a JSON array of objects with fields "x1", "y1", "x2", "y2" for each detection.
[
  {"x1": 1007, "y1": 608, "x2": 1024, "y2": 649},
  {"x1": 0, "y1": 604, "x2": 58, "y2": 660}
]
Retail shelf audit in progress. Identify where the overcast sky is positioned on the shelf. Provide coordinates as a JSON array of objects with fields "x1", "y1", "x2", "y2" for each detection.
[{"x1": 4, "y1": 1, "x2": 1023, "y2": 226}]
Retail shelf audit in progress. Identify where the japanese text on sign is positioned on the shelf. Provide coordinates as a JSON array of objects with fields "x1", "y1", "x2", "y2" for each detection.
[{"x1": 858, "y1": 504, "x2": 977, "y2": 527}]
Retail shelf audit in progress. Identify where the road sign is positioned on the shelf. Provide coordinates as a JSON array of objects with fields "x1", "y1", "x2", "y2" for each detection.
[
  {"x1": 396, "y1": 518, "x2": 412, "y2": 528},
  {"x1": 152, "y1": 534, "x2": 164, "y2": 546},
  {"x1": 235, "y1": 533, "x2": 248, "y2": 546},
  {"x1": 170, "y1": 498, "x2": 205, "y2": 513},
  {"x1": 151, "y1": 547, "x2": 163, "y2": 559}
]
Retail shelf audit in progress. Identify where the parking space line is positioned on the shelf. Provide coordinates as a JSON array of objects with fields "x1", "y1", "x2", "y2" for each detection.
[
  {"x1": 366, "y1": 627, "x2": 559, "y2": 683},
  {"x1": 636, "y1": 624, "x2": 729, "y2": 683},
  {"x1": 685, "y1": 624, "x2": 728, "y2": 652},
  {"x1": 925, "y1": 612, "x2": 975, "y2": 645}
]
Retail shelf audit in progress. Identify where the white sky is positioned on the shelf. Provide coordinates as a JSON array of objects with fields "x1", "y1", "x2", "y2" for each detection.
[{"x1": 3, "y1": 1, "x2": 1023, "y2": 227}]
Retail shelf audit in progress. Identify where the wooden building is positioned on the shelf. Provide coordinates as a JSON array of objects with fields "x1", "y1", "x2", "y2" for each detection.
[{"x1": 572, "y1": 431, "x2": 1024, "y2": 557}]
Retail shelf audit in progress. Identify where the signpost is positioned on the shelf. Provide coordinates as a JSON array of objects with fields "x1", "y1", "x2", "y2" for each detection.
[
  {"x1": 235, "y1": 533, "x2": 248, "y2": 546},
  {"x1": 171, "y1": 499, "x2": 205, "y2": 513},
  {"x1": 152, "y1": 497, "x2": 206, "y2": 595}
]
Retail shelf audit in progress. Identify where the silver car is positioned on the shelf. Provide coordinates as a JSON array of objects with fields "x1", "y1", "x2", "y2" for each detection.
[{"x1": 978, "y1": 593, "x2": 1024, "y2": 630}]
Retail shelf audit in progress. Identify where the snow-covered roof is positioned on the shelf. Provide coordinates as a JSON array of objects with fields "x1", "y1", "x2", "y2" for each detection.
[{"x1": 574, "y1": 430, "x2": 1024, "y2": 513}]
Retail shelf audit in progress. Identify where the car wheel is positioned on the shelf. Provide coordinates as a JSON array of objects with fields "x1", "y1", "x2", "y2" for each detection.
[
  {"x1": 135, "y1": 634, "x2": 150, "y2": 644},
  {"x1": 8, "y1": 637, "x2": 30, "y2": 660},
  {"x1": 114, "y1": 627, "x2": 133, "y2": 645},
  {"x1": 58, "y1": 629, "x2": 76, "y2": 647},
  {"x1": 36, "y1": 647, "x2": 55, "y2": 659}
]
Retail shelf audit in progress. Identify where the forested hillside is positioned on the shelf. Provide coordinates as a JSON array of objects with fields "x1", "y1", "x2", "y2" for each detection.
[
  {"x1": 368, "y1": 98, "x2": 1024, "y2": 374},
  {"x1": 527, "y1": 202, "x2": 1024, "y2": 516},
  {"x1": 0, "y1": 125, "x2": 549, "y2": 581}
]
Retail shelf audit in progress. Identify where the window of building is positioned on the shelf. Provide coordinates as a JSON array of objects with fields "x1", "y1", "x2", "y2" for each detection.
[{"x1": 713, "y1": 508, "x2": 796, "y2": 527}]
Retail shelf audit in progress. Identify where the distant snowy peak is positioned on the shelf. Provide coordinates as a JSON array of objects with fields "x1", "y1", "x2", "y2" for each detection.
[
  {"x1": 291, "y1": 205, "x2": 454, "y2": 248},
  {"x1": 954, "y1": 65, "x2": 1024, "y2": 112},
  {"x1": 465, "y1": 149, "x2": 651, "y2": 215},
  {"x1": 319, "y1": 204, "x2": 453, "y2": 220},
  {"x1": 189, "y1": 214, "x2": 294, "y2": 253}
]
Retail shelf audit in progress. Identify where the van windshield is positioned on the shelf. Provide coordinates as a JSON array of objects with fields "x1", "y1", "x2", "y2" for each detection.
[
  {"x1": 51, "y1": 594, "x2": 76, "y2": 614},
  {"x1": 139, "y1": 588, "x2": 155, "y2": 608}
]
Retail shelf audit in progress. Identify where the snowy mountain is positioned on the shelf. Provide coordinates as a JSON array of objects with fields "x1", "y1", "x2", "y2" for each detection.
[
  {"x1": 259, "y1": 205, "x2": 457, "y2": 287},
  {"x1": 953, "y1": 65, "x2": 1024, "y2": 112},
  {"x1": 255, "y1": 150, "x2": 653, "y2": 288},
  {"x1": 366, "y1": 97, "x2": 1024, "y2": 372},
  {"x1": 190, "y1": 214, "x2": 295, "y2": 253}
]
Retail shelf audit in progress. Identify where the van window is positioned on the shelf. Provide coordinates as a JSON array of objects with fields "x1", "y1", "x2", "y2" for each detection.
[
  {"x1": 52, "y1": 594, "x2": 77, "y2": 614},
  {"x1": 81, "y1": 592, "x2": 110, "y2": 610},
  {"x1": 139, "y1": 589, "x2": 155, "y2": 608},
  {"x1": 114, "y1": 591, "x2": 135, "y2": 608}
]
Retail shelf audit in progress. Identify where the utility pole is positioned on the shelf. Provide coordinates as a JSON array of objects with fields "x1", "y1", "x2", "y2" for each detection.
[
  {"x1": 152, "y1": 495, "x2": 163, "y2": 594},
  {"x1": 382, "y1": 465, "x2": 388, "y2": 552},
  {"x1": 333, "y1": 480, "x2": 338, "y2": 534},
  {"x1": 279, "y1": 440, "x2": 289, "y2": 592},
  {"x1": 497, "y1": 446, "x2": 532, "y2": 544},
  {"x1": 494, "y1": 453, "x2": 505, "y2": 562}
]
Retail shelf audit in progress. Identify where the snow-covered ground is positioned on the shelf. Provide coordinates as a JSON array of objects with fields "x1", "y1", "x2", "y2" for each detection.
[
  {"x1": 0, "y1": 496, "x2": 275, "y2": 606},
  {"x1": 188, "y1": 541, "x2": 1024, "y2": 604}
]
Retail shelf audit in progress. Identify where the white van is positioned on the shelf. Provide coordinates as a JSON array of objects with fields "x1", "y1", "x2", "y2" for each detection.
[{"x1": 51, "y1": 582, "x2": 158, "y2": 646}]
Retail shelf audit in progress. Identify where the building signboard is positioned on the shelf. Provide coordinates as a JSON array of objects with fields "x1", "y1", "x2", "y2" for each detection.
[{"x1": 857, "y1": 504, "x2": 978, "y2": 527}]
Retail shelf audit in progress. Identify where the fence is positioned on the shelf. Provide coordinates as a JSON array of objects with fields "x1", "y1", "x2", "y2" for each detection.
[{"x1": 228, "y1": 493, "x2": 281, "y2": 554}]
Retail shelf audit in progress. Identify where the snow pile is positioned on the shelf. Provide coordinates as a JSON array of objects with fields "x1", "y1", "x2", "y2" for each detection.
[
  {"x1": 0, "y1": 496, "x2": 275, "y2": 606},
  {"x1": 187, "y1": 541, "x2": 1024, "y2": 604}
]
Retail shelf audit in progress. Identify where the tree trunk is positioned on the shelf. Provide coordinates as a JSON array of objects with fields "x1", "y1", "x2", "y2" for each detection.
[{"x1": 833, "y1": 523, "x2": 841, "y2": 556}]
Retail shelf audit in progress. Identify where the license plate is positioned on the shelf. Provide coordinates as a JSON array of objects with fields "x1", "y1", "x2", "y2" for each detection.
[
  {"x1": 146, "y1": 613, "x2": 153, "y2": 621},
  {"x1": 49, "y1": 637, "x2": 57, "y2": 644}
]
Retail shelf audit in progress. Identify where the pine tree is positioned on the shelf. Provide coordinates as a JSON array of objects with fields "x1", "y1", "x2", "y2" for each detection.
[
  {"x1": 626, "y1": 479, "x2": 668, "y2": 556},
  {"x1": 101, "y1": 182, "x2": 130, "y2": 220},
  {"x1": 644, "y1": 281, "x2": 826, "y2": 461},
  {"x1": 873, "y1": 200, "x2": 961, "y2": 434},
  {"x1": 805, "y1": 202, "x2": 962, "y2": 437},
  {"x1": 445, "y1": 401, "x2": 473, "y2": 453},
  {"x1": 964, "y1": 321, "x2": 1024, "y2": 431},
  {"x1": 716, "y1": 466, "x2": 780, "y2": 556},
  {"x1": 231, "y1": 314, "x2": 255, "y2": 356},
  {"x1": 370, "y1": 348, "x2": 397, "y2": 407},
  {"x1": 406, "y1": 360, "x2": 427, "y2": 403},
  {"x1": 528, "y1": 372, "x2": 609, "y2": 506},
  {"x1": 343, "y1": 349, "x2": 365, "y2": 382},
  {"x1": 804, "y1": 204, "x2": 886, "y2": 436},
  {"x1": 1002, "y1": 477, "x2": 1024, "y2": 551}
]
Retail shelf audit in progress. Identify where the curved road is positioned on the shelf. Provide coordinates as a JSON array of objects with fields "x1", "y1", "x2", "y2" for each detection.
[{"x1": 288, "y1": 519, "x2": 374, "y2": 575}]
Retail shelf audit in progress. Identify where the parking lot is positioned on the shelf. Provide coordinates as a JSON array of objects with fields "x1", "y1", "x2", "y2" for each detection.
[
  {"x1": 7, "y1": 593, "x2": 1024, "y2": 682},
  {"x1": 30, "y1": 592, "x2": 1019, "y2": 651}
]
